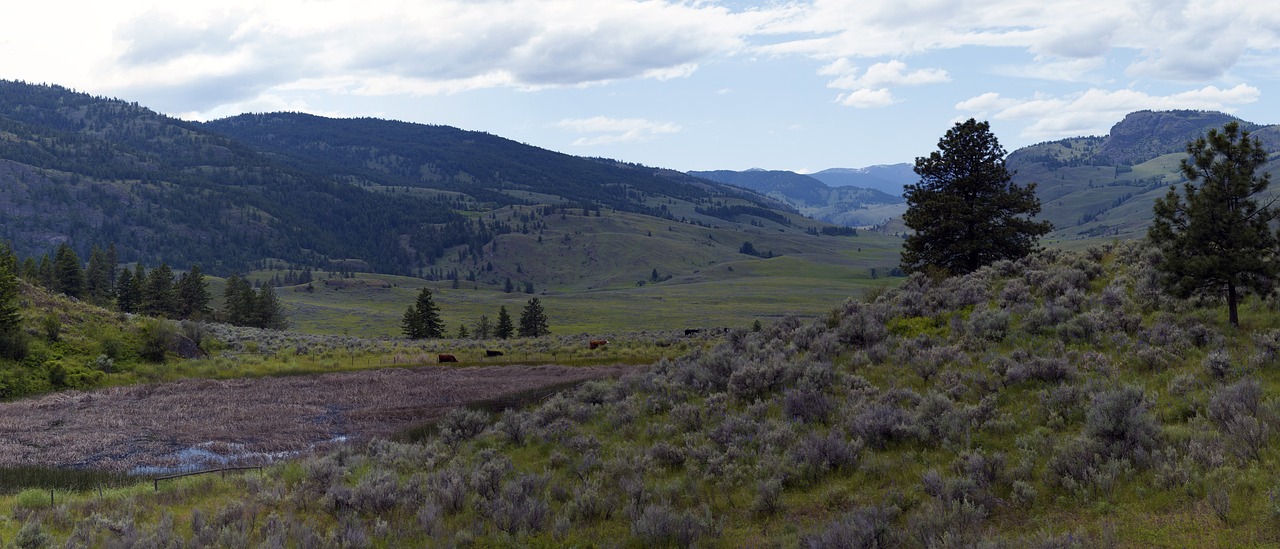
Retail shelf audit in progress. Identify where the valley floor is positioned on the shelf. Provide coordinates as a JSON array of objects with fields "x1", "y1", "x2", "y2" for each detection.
[{"x1": 0, "y1": 363, "x2": 637, "y2": 473}]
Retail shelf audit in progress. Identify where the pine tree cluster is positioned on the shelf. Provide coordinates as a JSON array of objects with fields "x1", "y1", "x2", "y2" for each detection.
[
  {"x1": 22, "y1": 243, "x2": 213, "y2": 322},
  {"x1": 401, "y1": 291, "x2": 550, "y2": 340},
  {"x1": 222, "y1": 275, "x2": 289, "y2": 330}
]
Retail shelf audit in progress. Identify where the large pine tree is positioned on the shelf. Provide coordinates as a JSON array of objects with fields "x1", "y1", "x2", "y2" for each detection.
[
  {"x1": 518, "y1": 297, "x2": 550, "y2": 337},
  {"x1": 52, "y1": 243, "x2": 86, "y2": 298},
  {"x1": 175, "y1": 266, "x2": 212, "y2": 320},
  {"x1": 1149, "y1": 121, "x2": 1278, "y2": 326},
  {"x1": 85, "y1": 245, "x2": 115, "y2": 306},
  {"x1": 901, "y1": 119, "x2": 1051, "y2": 276},
  {"x1": 495, "y1": 306, "x2": 514, "y2": 339},
  {"x1": 254, "y1": 285, "x2": 289, "y2": 330},
  {"x1": 401, "y1": 287, "x2": 444, "y2": 339},
  {"x1": 222, "y1": 274, "x2": 256, "y2": 326},
  {"x1": 142, "y1": 263, "x2": 176, "y2": 318},
  {"x1": 115, "y1": 267, "x2": 141, "y2": 314}
]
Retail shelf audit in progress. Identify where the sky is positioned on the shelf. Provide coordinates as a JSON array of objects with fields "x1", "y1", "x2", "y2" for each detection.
[{"x1": 2, "y1": 0, "x2": 1277, "y2": 173}]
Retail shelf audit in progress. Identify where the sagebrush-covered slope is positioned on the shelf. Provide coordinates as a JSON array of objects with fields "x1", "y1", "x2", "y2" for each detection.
[{"x1": 15, "y1": 240, "x2": 1280, "y2": 546}]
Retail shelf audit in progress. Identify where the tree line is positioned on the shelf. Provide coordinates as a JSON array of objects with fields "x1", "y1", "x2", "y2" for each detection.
[
  {"x1": 402, "y1": 288, "x2": 550, "y2": 340},
  {"x1": 15, "y1": 241, "x2": 285, "y2": 330}
]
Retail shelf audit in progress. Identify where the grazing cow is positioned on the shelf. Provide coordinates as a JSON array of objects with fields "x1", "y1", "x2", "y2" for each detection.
[
  {"x1": 684, "y1": 329, "x2": 703, "y2": 336},
  {"x1": 485, "y1": 350, "x2": 504, "y2": 357},
  {"x1": 589, "y1": 339, "x2": 609, "y2": 350},
  {"x1": 438, "y1": 354, "x2": 458, "y2": 363}
]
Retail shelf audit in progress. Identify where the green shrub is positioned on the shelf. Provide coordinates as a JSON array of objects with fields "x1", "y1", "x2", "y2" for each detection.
[{"x1": 13, "y1": 488, "x2": 50, "y2": 510}]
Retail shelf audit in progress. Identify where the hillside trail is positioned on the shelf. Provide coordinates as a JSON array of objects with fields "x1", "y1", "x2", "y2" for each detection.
[{"x1": 0, "y1": 363, "x2": 638, "y2": 473}]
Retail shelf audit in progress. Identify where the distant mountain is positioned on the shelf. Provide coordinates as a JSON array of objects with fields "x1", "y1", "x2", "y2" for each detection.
[
  {"x1": 202, "y1": 113, "x2": 787, "y2": 218},
  {"x1": 808, "y1": 164, "x2": 916, "y2": 196},
  {"x1": 0, "y1": 80, "x2": 802, "y2": 278},
  {"x1": 689, "y1": 169, "x2": 904, "y2": 227},
  {"x1": 1094, "y1": 110, "x2": 1270, "y2": 165},
  {"x1": 687, "y1": 170, "x2": 831, "y2": 206},
  {"x1": 744, "y1": 110, "x2": 1280, "y2": 242},
  {"x1": 1006, "y1": 109, "x2": 1280, "y2": 242}
]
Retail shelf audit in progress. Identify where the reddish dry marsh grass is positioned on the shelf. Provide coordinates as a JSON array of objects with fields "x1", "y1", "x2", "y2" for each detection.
[{"x1": 0, "y1": 363, "x2": 635, "y2": 473}]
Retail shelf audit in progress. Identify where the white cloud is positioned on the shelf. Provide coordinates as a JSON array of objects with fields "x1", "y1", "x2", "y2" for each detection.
[
  {"x1": 759, "y1": 0, "x2": 1280, "y2": 87},
  {"x1": 8, "y1": 0, "x2": 781, "y2": 114},
  {"x1": 5, "y1": 0, "x2": 1280, "y2": 161},
  {"x1": 821, "y1": 59, "x2": 948, "y2": 108},
  {"x1": 957, "y1": 84, "x2": 1262, "y2": 140},
  {"x1": 556, "y1": 116, "x2": 682, "y2": 145},
  {"x1": 836, "y1": 88, "x2": 898, "y2": 108}
]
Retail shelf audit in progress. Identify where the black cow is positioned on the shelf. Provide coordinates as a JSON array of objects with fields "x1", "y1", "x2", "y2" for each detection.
[{"x1": 485, "y1": 350, "x2": 504, "y2": 357}]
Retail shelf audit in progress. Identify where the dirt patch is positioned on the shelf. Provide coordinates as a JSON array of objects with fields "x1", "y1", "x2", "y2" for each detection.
[{"x1": 0, "y1": 363, "x2": 638, "y2": 473}]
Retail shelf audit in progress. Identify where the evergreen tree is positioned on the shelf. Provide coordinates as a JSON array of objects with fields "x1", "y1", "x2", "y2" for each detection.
[
  {"x1": 143, "y1": 263, "x2": 175, "y2": 317},
  {"x1": 104, "y1": 243, "x2": 118, "y2": 289},
  {"x1": 52, "y1": 243, "x2": 86, "y2": 298},
  {"x1": 0, "y1": 243, "x2": 20, "y2": 333},
  {"x1": 474, "y1": 315, "x2": 492, "y2": 339},
  {"x1": 20, "y1": 257, "x2": 36, "y2": 281},
  {"x1": 223, "y1": 274, "x2": 256, "y2": 326},
  {"x1": 175, "y1": 266, "x2": 212, "y2": 320},
  {"x1": 115, "y1": 268, "x2": 141, "y2": 313},
  {"x1": 0, "y1": 242, "x2": 27, "y2": 360},
  {"x1": 401, "y1": 287, "x2": 443, "y2": 339},
  {"x1": 457, "y1": 323, "x2": 469, "y2": 338},
  {"x1": 85, "y1": 245, "x2": 114, "y2": 305},
  {"x1": 254, "y1": 285, "x2": 289, "y2": 330},
  {"x1": 901, "y1": 118, "x2": 1051, "y2": 276},
  {"x1": 495, "y1": 306, "x2": 514, "y2": 339},
  {"x1": 402, "y1": 306, "x2": 422, "y2": 339},
  {"x1": 1149, "y1": 121, "x2": 1278, "y2": 327},
  {"x1": 517, "y1": 297, "x2": 550, "y2": 337},
  {"x1": 504, "y1": 277, "x2": 514, "y2": 293},
  {"x1": 36, "y1": 254, "x2": 53, "y2": 289}
]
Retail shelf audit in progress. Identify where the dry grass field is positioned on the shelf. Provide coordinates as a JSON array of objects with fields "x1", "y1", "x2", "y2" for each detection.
[{"x1": 0, "y1": 363, "x2": 637, "y2": 473}]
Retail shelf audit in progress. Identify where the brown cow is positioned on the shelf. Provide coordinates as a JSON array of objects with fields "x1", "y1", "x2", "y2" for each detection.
[
  {"x1": 438, "y1": 354, "x2": 458, "y2": 363},
  {"x1": 589, "y1": 339, "x2": 608, "y2": 350}
]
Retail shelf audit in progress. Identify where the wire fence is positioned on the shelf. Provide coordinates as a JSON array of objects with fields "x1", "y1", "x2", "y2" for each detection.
[{"x1": 153, "y1": 465, "x2": 263, "y2": 491}]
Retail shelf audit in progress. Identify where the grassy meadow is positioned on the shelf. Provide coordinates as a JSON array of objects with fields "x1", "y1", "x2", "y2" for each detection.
[
  {"x1": 7, "y1": 240, "x2": 1280, "y2": 546},
  {"x1": 265, "y1": 206, "x2": 907, "y2": 338}
]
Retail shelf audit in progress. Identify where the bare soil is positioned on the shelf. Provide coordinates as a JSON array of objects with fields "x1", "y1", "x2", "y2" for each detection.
[{"x1": 0, "y1": 364, "x2": 637, "y2": 473}]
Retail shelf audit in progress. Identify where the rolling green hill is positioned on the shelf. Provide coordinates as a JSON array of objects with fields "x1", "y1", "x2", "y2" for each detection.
[{"x1": 1007, "y1": 110, "x2": 1280, "y2": 245}]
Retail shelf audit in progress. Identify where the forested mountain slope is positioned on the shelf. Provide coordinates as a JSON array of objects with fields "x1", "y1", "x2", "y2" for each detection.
[
  {"x1": 202, "y1": 113, "x2": 786, "y2": 218},
  {"x1": 0, "y1": 81, "x2": 792, "y2": 277},
  {"x1": 1008, "y1": 110, "x2": 1280, "y2": 243}
]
